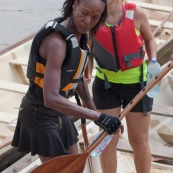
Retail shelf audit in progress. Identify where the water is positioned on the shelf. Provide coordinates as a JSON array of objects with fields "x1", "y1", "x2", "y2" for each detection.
[{"x1": 147, "y1": 57, "x2": 161, "y2": 98}]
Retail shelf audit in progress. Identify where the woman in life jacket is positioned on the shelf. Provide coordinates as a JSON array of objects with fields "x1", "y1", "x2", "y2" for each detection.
[
  {"x1": 88, "y1": 0, "x2": 157, "y2": 172},
  {"x1": 11, "y1": 0, "x2": 124, "y2": 164}
]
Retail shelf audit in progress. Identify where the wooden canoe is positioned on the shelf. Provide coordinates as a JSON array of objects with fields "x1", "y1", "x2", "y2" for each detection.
[{"x1": 0, "y1": 0, "x2": 173, "y2": 172}]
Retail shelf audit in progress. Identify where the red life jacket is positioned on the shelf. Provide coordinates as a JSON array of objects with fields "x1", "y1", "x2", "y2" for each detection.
[{"x1": 93, "y1": 3, "x2": 145, "y2": 72}]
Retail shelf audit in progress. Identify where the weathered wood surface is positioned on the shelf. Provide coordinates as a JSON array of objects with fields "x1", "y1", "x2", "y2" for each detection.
[
  {"x1": 131, "y1": 1, "x2": 173, "y2": 12},
  {"x1": 0, "y1": 80, "x2": 28, "y2": 94},
  {"x1": 9, "y1": 58, "x2": 28, "y2": 66},
  {"x1": 0, "y1": 112, "x2": 18, "y2": 123},
  {"x1": 2, "y1": 152, "x2": 39, "y2": 173},
  {"x1": 157, "y1": 35, "x2": 173, "y2": 65},
  {"x1": 117, "y1": 138, "x2": 173, "y2": 159},
  {"x1": 152, "y1": 104, "x2": 173, "y2": 117}
]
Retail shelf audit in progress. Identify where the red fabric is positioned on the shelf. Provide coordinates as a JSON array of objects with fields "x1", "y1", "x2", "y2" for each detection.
[{"x1": 95, "y1": 3, "x2": 145, "y2": 71}]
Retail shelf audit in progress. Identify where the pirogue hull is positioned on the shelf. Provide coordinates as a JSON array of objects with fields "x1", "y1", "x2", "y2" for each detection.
[{"x1": 0, "y1": 0, "x2": 173, "y2": 172}]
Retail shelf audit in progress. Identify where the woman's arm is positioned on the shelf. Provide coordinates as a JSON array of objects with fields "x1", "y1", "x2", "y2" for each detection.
[
  {"x1": 40, "y1": 31, "x2": 99, "y2": 121},
  {"x1": 76, "y1": 77, "x2": 96, "y2": 111},
  {"x1": 134, "y1": 6, "x2": 157, "y2": 61}
]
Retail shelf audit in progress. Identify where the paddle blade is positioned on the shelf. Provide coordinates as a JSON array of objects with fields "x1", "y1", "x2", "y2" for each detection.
[{"x1": 31, "y1": 153, "x2": 89, "y2": 173}]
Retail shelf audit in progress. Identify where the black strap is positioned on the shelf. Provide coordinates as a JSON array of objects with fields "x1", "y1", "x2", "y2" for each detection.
[
  {"x1": 74, "y1": 76, "x2": 86, "y2": 124},
  {"x1": 96, "y1": 67, "x2": 111, "y2": 89},
  {"x1": 68, "y1": 78, "x2": 82, "y2": 83},
  {"x1": 110, "y1": 26, "x2": 120, "y2": 70},
  {"x1": 124, "y1": 46, "x2": 144, "y2": 67},
  {"x1": 140, "y1": 64, "x2": 147, "y2": 116},
  {"x1": 75, "y1": 92, "x2": 86, "y2": 124}
]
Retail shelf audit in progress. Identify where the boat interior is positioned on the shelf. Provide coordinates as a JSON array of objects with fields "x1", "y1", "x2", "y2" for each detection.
[{"x1": 0, "y1": 0, "x2": 173, "y2": 172}]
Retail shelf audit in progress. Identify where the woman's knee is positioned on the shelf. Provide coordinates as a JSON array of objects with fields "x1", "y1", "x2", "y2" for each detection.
[
  {"x1": 67, "y1": 143, "x2": 79, "y2": 154},
  {"x1": 129, "y1": 136, "x2": 149, "y2": 151},
  {"x1": 39, "y1": 155, "x2": 55, "y2": 163}
]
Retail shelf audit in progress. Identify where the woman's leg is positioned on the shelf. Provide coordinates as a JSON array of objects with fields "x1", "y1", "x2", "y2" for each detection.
[
  {"x1": 39, "y1": 143, "x2": 79, "y2": 163},
  {"x1": 67, "y1": 143, "x2": 79, "y2": 154},
  {"x1": 98, "y1": 107, "x2": 121, "y2": 173},
  {"x1": 126, "y1": 112, "x2": 151, "y2": 173},
  {"x1": 39, "y1": 155, "x2": 55, "y2": 163}
]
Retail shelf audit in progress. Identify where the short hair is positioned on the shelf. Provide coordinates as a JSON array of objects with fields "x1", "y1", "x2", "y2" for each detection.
[{"x1": 61, "y1": 0, "x2": 107, "y2": 34}]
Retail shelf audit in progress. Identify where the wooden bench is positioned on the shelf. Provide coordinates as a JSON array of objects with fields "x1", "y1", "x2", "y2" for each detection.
[
  {"x1": 149, "y1": 19, "x2": 173, "y2": 30},
  {"x1": 1, "y1": 150, "x2": 39, "y2": 173},
  {"x1": 9, "y1": 58, "x2": 28, "y2": 84},
  {"x1": 117, "y1": 104, "x2": 173, "y2": 159},
  {"x1": 0, "y1": 142, "x2": 38, "y2": 173},
  {"x1": 8, "y1": 119, "x2": 17, "y2": 132},
  {"x1": 0, "y1": 80, "x2": 28, "y2": 94},
  {"x1": 152, "y1": 104, "x2": 173, "y2": 118},
  {"x1": 0, "y1": 112, "x2": 18, "y2": 123},
  {"x1": 117, "y1": 138, "x2": 173, "y2": 159},
  {"x1": 9, "y1": 58, "x2": 28, "y2": 66},
  {"x1": 131, "y1": 1, "x2": 173, "y2": 12},
  {"x1": 155, "y1": 38, "x2": 165, "y2": 46}
]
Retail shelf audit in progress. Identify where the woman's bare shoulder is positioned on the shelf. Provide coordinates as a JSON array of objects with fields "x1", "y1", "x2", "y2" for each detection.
[
  {"x1": 134, "y1": 5, "x2": 147, "y2": 20},
  {"x1": 39, "y1": 31, "x2": 66, "y2": 60}
]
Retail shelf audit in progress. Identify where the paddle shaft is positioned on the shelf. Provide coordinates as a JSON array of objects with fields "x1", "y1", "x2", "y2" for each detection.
[
  {"x1": 81, "y1": 119, "x2": 94, "y2": 173},
  {"x1": 85, "y1": 61, "x2": 173, "y2": 154},
  {"x1": 75, "y1": 93, "x2": 94, "y2": 173}
]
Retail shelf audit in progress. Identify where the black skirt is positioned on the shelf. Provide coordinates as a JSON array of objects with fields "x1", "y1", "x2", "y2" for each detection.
[{"x1": 11, "y1": 105, "x2": 79, "y2": 157}]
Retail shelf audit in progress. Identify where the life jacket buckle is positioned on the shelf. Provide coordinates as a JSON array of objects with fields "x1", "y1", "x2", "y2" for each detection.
[{"x1": 124, "y1": 56, "x2": 131, "y2": 67}]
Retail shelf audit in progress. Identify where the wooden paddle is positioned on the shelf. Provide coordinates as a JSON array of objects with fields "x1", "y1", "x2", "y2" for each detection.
[
  {"x1": 75, "y1": 93, "x2": 94, "y2": 173},
  {"x1": 81, "y1": 118, "x2": 94, "y2": 173},
  {"x1": 31, "y1": 61, "x2": 173, "y2": 173}
]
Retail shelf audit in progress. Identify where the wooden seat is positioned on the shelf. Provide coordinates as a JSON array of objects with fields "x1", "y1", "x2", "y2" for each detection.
[
  {"x1": 0, "y1": 112, "x2": 18, "y2": 123},
  {"x1": 149, "y1": 19, "x2": 173, "y2": 30},
  {"x1": 152, "y1": 104, "x2": 173, "y2": 118},
  {"x1": 155, "y1": 38, "x2": 165, "y2": 46},
  {"x1": 9, "y1": 58, "x2": 28, "y2": 84},
  {"x1": 9, "y1": 58, "x2": 28, "y2": 66},
  {"x1": 0, "y1": 80, "x2": 28, "y2": 94},
  {"x1": 0, "y1": 141, "x2": 39, "y2": 173},
  {"x1": 8, "y1": 119, "x2": 17, "y2": 132},
  {"x1": 117, "y1": 138, "x2": 173, "y2": 159}
]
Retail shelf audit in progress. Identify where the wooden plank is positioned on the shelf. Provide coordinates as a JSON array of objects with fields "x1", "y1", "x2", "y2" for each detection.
[
  {"x1": 2, "y1": 152, "x2": 39, "y2": 173},
  {"x1": 9, "y1": 58, "x2": 28, "y2": 66},
  {"x1": 0, "y1": 80, "x2": 28, "y2": 94},
  {"x1": 0, "y1": 135, "x2": 13, "y2": 150},
  {"x1": 0, "y1": 112, "x2": 17, "y2": 123},
  {"x1": 153, "y1": 9, "x2": 173, "y2": 36},
  {"x1": 117, "y1": 138, "x2": 173, "y2": 159},
  {"x1": 152, "y1": 104, "x2": 173, "y2": 117},
  {"x1": 0, "y1": 145, "x2": 15, "y2": 159},
  {"x1": 149, "y1": 19, "x2": 173, "y2": 30},
  {"x1": 9, "y1": 58, "x2": 29, "y2": 84},
  {"x1": 157, "y1": 35, "x2": 173, "y2": 66},
  {"x1": 8, "y1": 119, "x2": 17, "y2": 132},
  {"x1": 131, "y1": 1, "x2": 173, "y2": 12}
]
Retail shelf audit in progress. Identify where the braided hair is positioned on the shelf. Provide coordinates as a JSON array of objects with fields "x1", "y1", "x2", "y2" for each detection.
[{"x1": 61, "y1": 0, "x2": 107, "y2": 35}]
